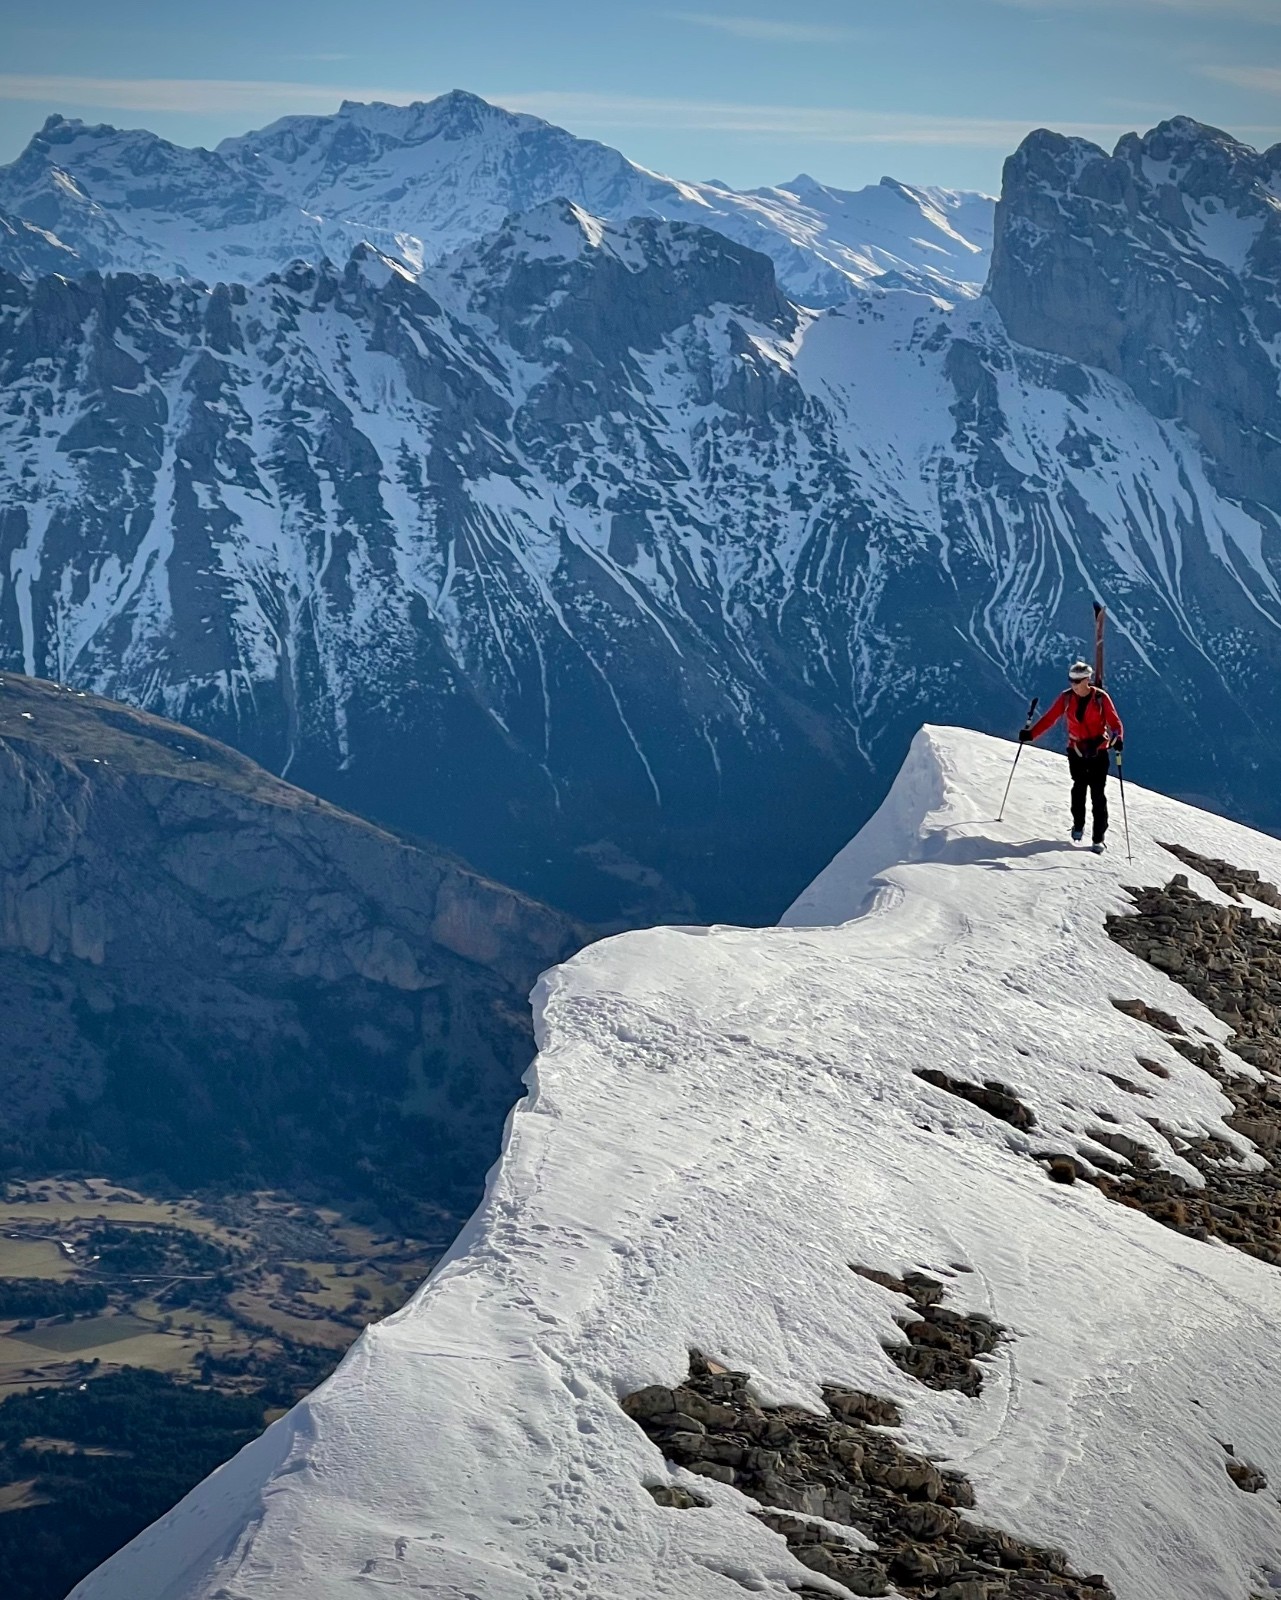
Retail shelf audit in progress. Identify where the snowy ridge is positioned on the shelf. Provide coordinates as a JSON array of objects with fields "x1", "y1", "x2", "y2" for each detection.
[
  {"x1": 0, "y1": 94, "x2": 993, "y2": 300},
  {"x1": 72, "y1": 727, "x2": 1281, "y2": 1600}
]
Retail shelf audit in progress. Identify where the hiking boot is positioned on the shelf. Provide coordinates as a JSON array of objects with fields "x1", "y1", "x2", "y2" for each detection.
[
  {"x1": 1091, "y1": 841, "x2": 1107, "y2": 855},
  {"x1": 1071, "y1": 828, "x2": 1084, "y2": 843}
]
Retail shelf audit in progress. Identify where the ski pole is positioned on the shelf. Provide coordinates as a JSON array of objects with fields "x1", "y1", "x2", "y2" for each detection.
[
  {"x1": 1116, "y1": 749, "x2": 1132, "y2": 863},
  {"x1": 997, "y1": 696, "x2": 1038, "y2": 823}
]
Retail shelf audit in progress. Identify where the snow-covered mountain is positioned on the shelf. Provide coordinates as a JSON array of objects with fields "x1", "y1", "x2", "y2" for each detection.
[
  {"x1": 0, "y1": 93, "x2": 993, "y2": 300},
  {"x1": 2, "y1": 113, "x2": 1279, "y2": 924},
  {"x1": 69, "y1": 725, "x2": 1281, "y2": 1600}
]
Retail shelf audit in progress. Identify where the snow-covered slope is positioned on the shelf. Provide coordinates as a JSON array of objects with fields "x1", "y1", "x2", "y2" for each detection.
[
  {"x1": 0, "y1": 117, "x2": 297, "y2": 279},
  {"x1": 71, "y1": 726, "x2": 1281, "y2": 1600},
  {"x1": 726, "y1": 172, "x2": 993, "y2": 301},
  {"x1": 0, "y1": 94, "x2": 993, "y2": 300}
]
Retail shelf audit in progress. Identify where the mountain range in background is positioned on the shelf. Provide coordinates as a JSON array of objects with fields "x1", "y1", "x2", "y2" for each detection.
[
  {"x1": 0, "y1": 92, "x2": 993, "y2": 302},
  {"x1": 0, "y1": 95, "x2": 1279, "y2": 926}
]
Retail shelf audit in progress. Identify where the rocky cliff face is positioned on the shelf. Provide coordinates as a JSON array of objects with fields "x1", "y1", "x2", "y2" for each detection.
[
  {"x1": 988, "y1": 116, "x2": 1281, "y2": 506},
  {"x1": 0, "y1": 672, "x2": 583, "y2": 1224}
]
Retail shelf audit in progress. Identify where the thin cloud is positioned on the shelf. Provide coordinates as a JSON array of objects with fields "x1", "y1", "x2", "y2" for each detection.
[
  {"x1": 1203, "y1": 64, "x2": 1281, "y2": 91},
  {"x1": 502, "y1": 92, "x2": 1134, "y2": 147},
  {"x1": 502, "y1": 94, "x2": 1280, "y2": 151},
  {"x1": 2, "y1": 77, "x2": 1260, "y2": 156},
  {"x1": 667, "y1": 11, "x2": 861, "y2": 42},
  {"x1": 993, "y1": 0, "x2": 1281, "y2": 16},
  {"x1": 0, "y1": 75, "x2": 426, "y2": 117},
  {"x1": 0, "y1": 77, "x2": 1095, "y2": 146}
]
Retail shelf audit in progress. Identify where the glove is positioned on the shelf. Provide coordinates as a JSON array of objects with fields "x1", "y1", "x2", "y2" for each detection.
[
  {"x1": 1018, "y1": 727, "x2": 1033, "y2": 744},
  {"x1": 1112, "y1": 737, "x2": 1124, "y2": 753}
]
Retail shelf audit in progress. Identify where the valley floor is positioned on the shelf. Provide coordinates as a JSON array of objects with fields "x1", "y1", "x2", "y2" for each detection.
[{"x1": 0, "y1": 1176, "x2": 446, "y2": 1600}]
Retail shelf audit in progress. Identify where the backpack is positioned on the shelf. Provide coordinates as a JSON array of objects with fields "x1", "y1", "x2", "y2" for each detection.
[{"x1": 1068, "y1": 688, "x2": 1106, "y2": 754}]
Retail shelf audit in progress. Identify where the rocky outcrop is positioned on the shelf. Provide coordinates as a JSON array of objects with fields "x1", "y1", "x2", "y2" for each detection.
[
  {"x1": 0, "y1": 672, "x2": 584, "y2": 1226},
  {"x1": 1158, "y1": 842, "x2": 1281, "y2": 910},
  {"x1": 1082, "y1": 861, "x2": 1281, "y2": 1263},
  {"x1": 851, "y1": 1267, "x2": 1006, "y2": 1397},
  {"x1": 623, "y1": 1351, "x2": 1114, "y2": 1600},
  {"x1": 914, "y1": 1072, "x2": 1036, "y2": 1132}
]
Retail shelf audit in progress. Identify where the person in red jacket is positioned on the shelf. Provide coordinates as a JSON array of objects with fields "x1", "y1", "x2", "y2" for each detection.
[{"x1": 1019, "y1": 661, "x2": 1125, "y2": 852}]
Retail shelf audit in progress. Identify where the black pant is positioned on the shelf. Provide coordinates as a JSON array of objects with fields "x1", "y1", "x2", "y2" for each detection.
[{"x1": 1068, "y1": 747, "x2": 1109, "y2": 842}]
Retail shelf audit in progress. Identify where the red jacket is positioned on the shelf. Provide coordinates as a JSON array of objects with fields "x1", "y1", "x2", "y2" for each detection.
[{"x1": 1028, "y1": 688, "x2": 1123, "y2": 752}]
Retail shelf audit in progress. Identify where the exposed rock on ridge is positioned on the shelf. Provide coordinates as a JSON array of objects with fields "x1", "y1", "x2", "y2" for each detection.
[
  {"x1": 1085, "y1": 859, "x2": 1281, "y2": 1264},
  {"x1": 624, "y1": 1350, "x2": 1114, "y2": 1600}
]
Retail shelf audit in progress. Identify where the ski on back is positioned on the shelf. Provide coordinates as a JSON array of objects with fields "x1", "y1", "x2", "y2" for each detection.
[{"x1": 1093, "y1": 601, "x2": 1106, "y2": 691}]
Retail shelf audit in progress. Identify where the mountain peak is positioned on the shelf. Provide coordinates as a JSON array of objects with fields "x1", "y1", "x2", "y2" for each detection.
[
  {"x1": 1131, "y1": 114, "x2": 1242, "y2": 155},
  {"x1": 290, "y1": 89, "x2": 531, "y2": 147},
  {"x1": 1009, "y1": 114, "x2": 1269, "y2": 190},
  {"x1": 443, "y1": 199, "x2": 673, "y2": 298},
  {"x1": 493, "y1": 196, "x2": 611, "y2": 257},
  {"x1": 343, "y1": 239, "x2": 417, "y2": 290},
  {"x1": 435, "y1": 87, "x2": 503, "y2": 111},
  {"x1": 1005, "y1": 125, "x2": 1107, "y2": 180},
  {"x1": 0, "y1": 92, "x2": 995, "y2": 300},
  {"x1": 419, "y1": 88, "x2": 528, "y2": 139}
]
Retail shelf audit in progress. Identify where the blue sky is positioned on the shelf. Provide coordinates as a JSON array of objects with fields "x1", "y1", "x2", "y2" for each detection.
[{"x1": 2, "y1": 0, "x2": 1280, "y2": 192}]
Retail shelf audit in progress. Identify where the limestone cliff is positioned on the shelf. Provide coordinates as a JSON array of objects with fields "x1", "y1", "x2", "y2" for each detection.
[
  {"x1": 988, "y1": 116, "x2": 1281, "y2": 507},
  {"x1": 0, "y1": 672, "x2": 585, "y2": 1224}
]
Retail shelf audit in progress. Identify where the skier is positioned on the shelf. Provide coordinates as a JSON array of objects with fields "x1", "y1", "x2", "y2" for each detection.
[{"x1": 1018, "y1": 661, "x2": 1124, "y2": 853}]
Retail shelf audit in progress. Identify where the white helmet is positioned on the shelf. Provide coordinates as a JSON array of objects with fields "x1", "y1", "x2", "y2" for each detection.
[{"x1": 1068, "y1": 660, "x2": 1093, "y2": 682}]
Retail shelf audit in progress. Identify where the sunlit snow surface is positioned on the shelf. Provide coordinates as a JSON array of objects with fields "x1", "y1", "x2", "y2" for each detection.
[
  {"x1": 0, "y1": 98, "x2": 994, "y2": 301},
  {"x1": 73, "y1": 728, "x2": 1281, "y2": 1600}
]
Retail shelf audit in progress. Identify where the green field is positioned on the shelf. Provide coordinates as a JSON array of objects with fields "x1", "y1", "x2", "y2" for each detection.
[
  {"x1": 0, "y1": 1239, "x2": 72, "y2": 1280},
  {"x1": 8, "y1": 1316, "x2": 155, "y2": 1355}
]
